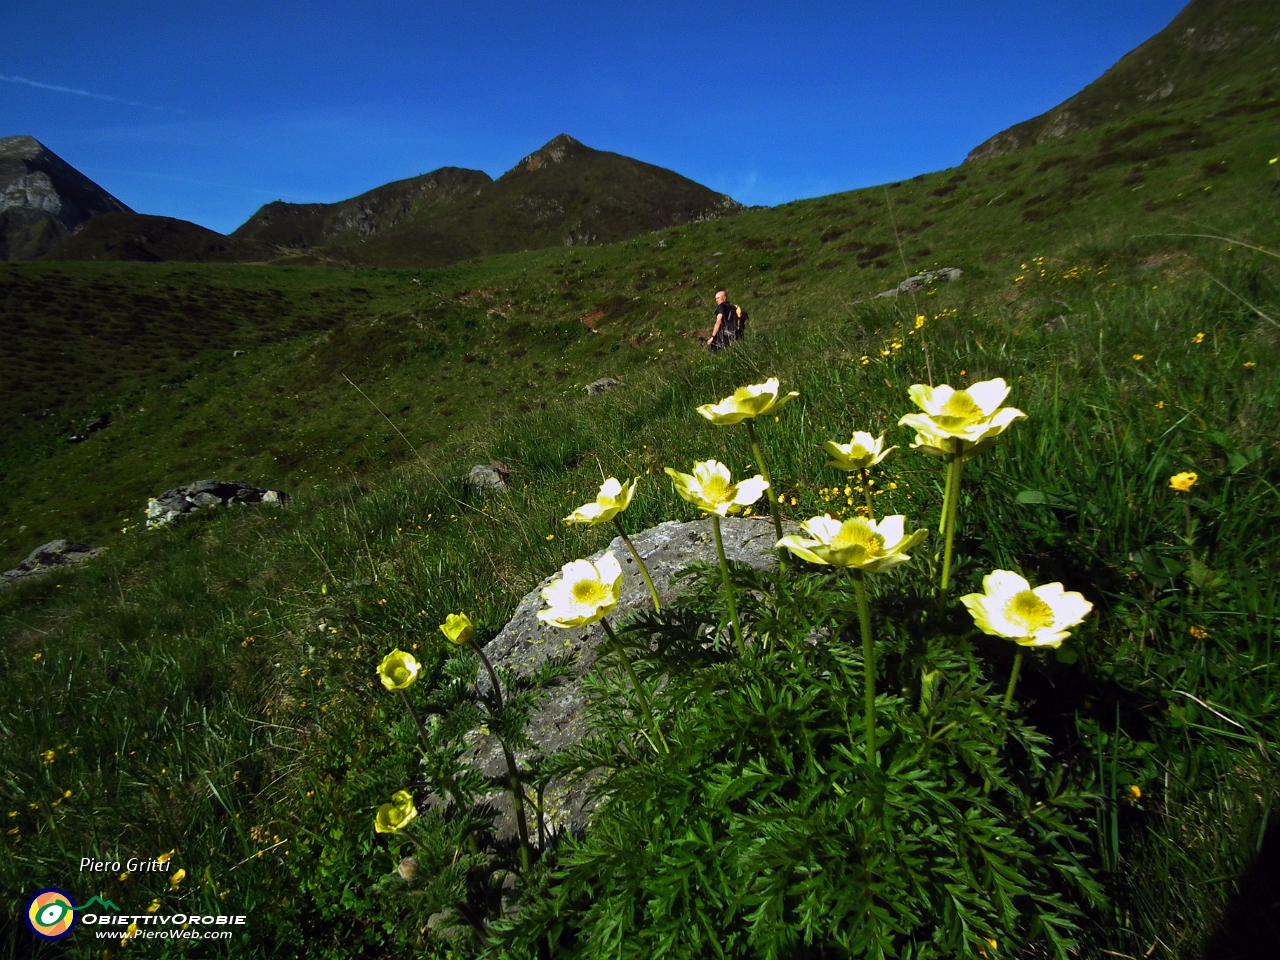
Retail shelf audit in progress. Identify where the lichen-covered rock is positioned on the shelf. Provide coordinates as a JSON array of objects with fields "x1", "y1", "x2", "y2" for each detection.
[
  {"x1": 145, "y1": 479, "x2": 288, "y2": 528},
  {"x1": 585, "y1": 376, "x2": 621, "y2": 395},
  {"x1": 465, "y1": 463, "x2": 511, "y2": 491},
  {"x1": 2, "y1": 539, "x2": 104, "y2": 585},
  {"x1": 869, "y1": 267, "x2": 963, "y2": 300},
  {"x1": 455, "y1": 516, "x2": 788, "y2": 840}
]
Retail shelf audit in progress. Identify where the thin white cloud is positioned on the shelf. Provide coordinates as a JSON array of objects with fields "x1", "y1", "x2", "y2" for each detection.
[{"x1": 0, "y1": 74, "x2": 183, "y2": 114}]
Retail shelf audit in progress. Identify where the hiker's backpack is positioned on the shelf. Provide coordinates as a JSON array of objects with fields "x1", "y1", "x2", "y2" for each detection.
[{"x1": 732, "y1": 304, "x2": 748, "y2": 339}]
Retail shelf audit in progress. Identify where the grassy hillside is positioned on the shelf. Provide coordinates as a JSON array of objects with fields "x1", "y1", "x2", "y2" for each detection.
[{"x1": 2, "y1": 5, "x2": 1280, "y2": 956}]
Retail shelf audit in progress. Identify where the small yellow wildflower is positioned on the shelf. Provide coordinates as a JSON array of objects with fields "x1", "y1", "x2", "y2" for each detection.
[
  {"x1": 1132, "y1": 354, "x2": 1144, "y2": 361},
  {"x1": 169, "y1": 868, "x2": 186, "y2": 887},
  {"x1": 1189, "y1": 625, "x2": 1209, "y2": 640},
  {"x1": 1168, "y1": 472, "x2": 1198, "y2": 493},
  {"x1": 1128, "y1": 785, "x2": 1142, "y2": 800},
  {"x1": 1243, "y1": 361, "x2": 1255, "y2": 369},
  {"x1": 375, "y1": 790, "x2": 419, "y2": 834},
  {"x1": 1192, "y1": 332, "x2": 1205, "y2": 344},
  {"x1": 376, "y1": 650, "x2": 422, "y2": 690}
]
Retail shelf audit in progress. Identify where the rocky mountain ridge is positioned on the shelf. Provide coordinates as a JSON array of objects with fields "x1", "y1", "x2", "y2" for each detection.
[
  {"x1": 966, "y1": 0, "x2": 1280, "y2": 162},
  {"x1": 0, "y1": 135, "x2": 132, "y2": 261},
  {"x1": 231, "y1": 134, "x2": 744, "y2": 268}
]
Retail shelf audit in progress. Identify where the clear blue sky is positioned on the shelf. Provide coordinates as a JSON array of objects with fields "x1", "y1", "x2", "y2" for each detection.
[{"x1": 1, "y1": 1, "x2": 1189, "y2": 235}]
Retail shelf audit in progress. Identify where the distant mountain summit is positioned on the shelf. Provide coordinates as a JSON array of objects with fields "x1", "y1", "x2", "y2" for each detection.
[
  {"x1": 234, "y1": 166, "x2": 493, "y2": 250},
  {"x1": 231, "y1": 134, "x2": 743, "y2": 268},
  {"x1": 966, "y1": 0, "x2": 1279, "y2": 161},
  {"x1": 1, "y1": 135, "x2": 132, "y2": 261}
]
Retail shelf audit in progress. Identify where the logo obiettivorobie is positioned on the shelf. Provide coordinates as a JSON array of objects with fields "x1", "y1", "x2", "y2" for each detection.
[{"x1": 26, "y1": 888, "x2": 78, "y2": 940}]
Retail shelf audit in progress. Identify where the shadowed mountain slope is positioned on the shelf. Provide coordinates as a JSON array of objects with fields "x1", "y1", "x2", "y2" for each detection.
[
  {"x1": 231, "y1": 134, "x2": 743, "y2": 268},
  {"x1": 966, "y1": 0, "x2": 1280, "y2": 162},
  {"x1": 43, "y1": 213, "x2": 272, "y2": 264},
  {"x1": 0, "y1": 135, "x2": 133, "y2": 261}
]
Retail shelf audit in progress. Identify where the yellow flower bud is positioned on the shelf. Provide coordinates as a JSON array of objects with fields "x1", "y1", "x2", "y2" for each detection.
[{"x1": 439, "y1": 612, "x2": 475, "y2": 646}]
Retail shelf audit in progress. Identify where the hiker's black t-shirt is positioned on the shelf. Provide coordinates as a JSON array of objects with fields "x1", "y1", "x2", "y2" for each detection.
[{"x1": 715, "y1": 302, "x2": 735, "y2": 340}]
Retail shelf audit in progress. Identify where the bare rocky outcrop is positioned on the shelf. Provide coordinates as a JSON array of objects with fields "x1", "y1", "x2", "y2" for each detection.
[
  {"x1": 454, "y1": 516, "x2": 788, "y2": 840},
  {"x1": 0, "y1": 135, "x2": 132, "y2": 260},
  {"x1": 862, "y1": 267, "x2": 963, "y2": 302},
  {"x1": 145, "y1": 480, "x2": 289, "y2": 528},
  {"x1": 2, "y1": 539, "x2": 104, "y2": 585}
]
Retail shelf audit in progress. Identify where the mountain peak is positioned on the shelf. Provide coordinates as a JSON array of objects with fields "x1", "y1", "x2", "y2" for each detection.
[
  {"x1": 511, "y1": 134, "x2": 586, "y2": 174},
  {"x1": 1, "y1": 135, "x2": 132, "y2": 261},
  {"x1": 0, "y1": 135, "x2": 46, "y2": 161}
]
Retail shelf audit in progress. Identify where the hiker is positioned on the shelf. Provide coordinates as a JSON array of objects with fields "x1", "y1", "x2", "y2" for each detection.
[{"x1": 706, "y1": 290, "x2": 746, "y2": 354}]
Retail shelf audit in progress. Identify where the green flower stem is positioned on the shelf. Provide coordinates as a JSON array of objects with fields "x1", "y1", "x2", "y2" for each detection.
[
  {"x1": 937, "y1": 447, "x2": 955, "y2": 535},
  {"x1": 851, "y1": 569, "x2": 876, "y2": 764},
  {"x1": 469, "y1": 640, "x2": 534, "y2": 871},
  {"x1": 469, "y1": 640, "x2": 504, "y2": 710},
  {"x1": 712, "y1": 515, "x2": 745, "y2": 656},
  {"x1": 1183, "y1": 502, "x2": 1196, "y2": 565},
  {"x1": 744, "y1": 419, "x2": 786, "y2": 561},
  {"x1": 600, "y1": 618, "x2": 668, "y2": 753},
  {"x1": 939, "y1": 444, "x2": 965, "y2": 594},
  {"x1": 1004, "y1": 651, "x2": 1025, "y2": 705},
  {"x1": 396, "y1": 692, "x2": 473, "y2": 848},
  {"x1": 861, "y1": 468, "x2": 875, "y2": 520},
  {"x1": 397, "y1": 689, "x2": 433, "y2": 749},
  {"x1": 613, "y1": 517, "x2": 661, "y2": 613}
]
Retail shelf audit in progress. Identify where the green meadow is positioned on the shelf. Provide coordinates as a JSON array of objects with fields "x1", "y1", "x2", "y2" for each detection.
[{"x1": 3, "y1": 48, "x2": 1280, "y2": 958}]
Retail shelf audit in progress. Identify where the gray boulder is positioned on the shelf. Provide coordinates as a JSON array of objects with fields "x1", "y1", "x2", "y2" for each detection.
[
  {"x1": 455, "y1": 516, "x2": 788, "y2": 840},
  {"x1": 146, "y1": 479, "x2": 288, "y2": 528},
  {"x1": 585, "y1": 377, "x2": 621, "y2": 396},
  {"x1": 465, "y1": 463, "x2": 511, "y2": 491},
  {"x1": 868, "y1": 267, "x2": 963, "y2": 300},
  {"x1": 2, "y1": 539, "x2": 104, "y2": 585},
  {"x1": 67, "y1": 414, "x2": 111, "y2": 444}
]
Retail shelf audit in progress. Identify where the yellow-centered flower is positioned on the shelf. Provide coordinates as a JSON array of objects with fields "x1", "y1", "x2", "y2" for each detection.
[
  {"x1": 1168, "y1": 471, "x2": 1197, "y2": 493},
  {"x1": 823, "y1": 431, "x2": 896, "y2": 472},
  {"x1": 776, "y1": 514, "x2": 926, "y2": 572},
  {"x1": 564, "y1": 477, "x2": 637, "y2": 527},
  {"x1": 375, "y1": 790, "x2": 418, "y2": 834},
  {"x1": 537, "y1": 553, "x2": 623, "y2": 628},
  {"x1": 377, "y1": 649, "x2": 422, "y2": 690},
  {"x1": 665, "y1": 460, "x2": 769, "y2": 516},
  {"x1": 439, "y1": 612, "x2": 475, "y2": 646},
  {"x1": 696, "y1": 378, "x2": 798, "y2": 425},
  {"x1": 898, "y1": 378, "x2": 1025, "y2": 458},
  {"x1": 960, "y1": 570, "x2": 1092, "y2": 648}
]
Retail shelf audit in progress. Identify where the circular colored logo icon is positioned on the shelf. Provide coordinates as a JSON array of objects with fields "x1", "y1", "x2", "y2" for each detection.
[{"x1": 26, "y1": 888, "x2": 77, "y2": 940}]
